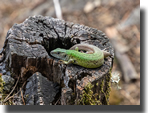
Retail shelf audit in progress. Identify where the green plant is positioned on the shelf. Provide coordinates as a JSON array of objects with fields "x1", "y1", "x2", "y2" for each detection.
[
  {"x1": 0, "y1": 73, "x2": 5, "y2": 105},
  {"x1": 77, "y1": 82, "x2": 101, "y2": 105}
]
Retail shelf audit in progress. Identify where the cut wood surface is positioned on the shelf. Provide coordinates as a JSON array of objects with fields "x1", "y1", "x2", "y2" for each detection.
[{"x1": 0, "y1": 15, "x2": 114, "y2": 105}]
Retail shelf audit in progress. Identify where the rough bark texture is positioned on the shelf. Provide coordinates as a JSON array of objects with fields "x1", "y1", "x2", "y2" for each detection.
[
  {"x1": 24, "y1": 72, "x2": 60, "y2": 105},
  {"x1": 0, "y1": 15, "x2": 114, "y2": 105}
]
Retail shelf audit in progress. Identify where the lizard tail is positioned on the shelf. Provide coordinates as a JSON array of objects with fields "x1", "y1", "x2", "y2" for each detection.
[{"x1": 103, "y1": 51, "x2": 111, "y2": 58}]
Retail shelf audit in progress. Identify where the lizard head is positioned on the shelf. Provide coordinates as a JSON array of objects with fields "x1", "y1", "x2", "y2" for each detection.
[{"x1": 50, "y1": 48, "x2": 69, "y2": 61}]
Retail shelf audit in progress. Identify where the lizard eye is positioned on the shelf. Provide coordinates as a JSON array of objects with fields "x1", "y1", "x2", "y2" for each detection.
[{"x1": 57, "y1": 52, "x2": 60, "y2": 54}]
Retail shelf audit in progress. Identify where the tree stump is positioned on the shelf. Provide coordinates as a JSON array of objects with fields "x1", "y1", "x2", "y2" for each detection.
[{"x1": 0, "y1": 15, "x2": 114, "y2": 105}]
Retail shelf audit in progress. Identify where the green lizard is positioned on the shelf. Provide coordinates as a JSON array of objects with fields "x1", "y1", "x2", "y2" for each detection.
[{"x1": 50, "y1": 44, "x2": 111, "y2": 68}]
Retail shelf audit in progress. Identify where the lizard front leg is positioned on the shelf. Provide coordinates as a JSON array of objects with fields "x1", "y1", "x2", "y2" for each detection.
[{"x1": 59, "y1": 59, "x2": 74, "y2": 65}]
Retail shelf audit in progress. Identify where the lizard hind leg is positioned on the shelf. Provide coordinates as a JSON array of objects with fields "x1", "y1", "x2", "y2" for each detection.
[{"x1": 75, "y1": 47, "x2": 79, "y2": 51}]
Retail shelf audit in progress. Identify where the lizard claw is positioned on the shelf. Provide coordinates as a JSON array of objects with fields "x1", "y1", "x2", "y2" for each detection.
[{"x1": 58, "y1": 60, "x2": 63, "y2": 63}]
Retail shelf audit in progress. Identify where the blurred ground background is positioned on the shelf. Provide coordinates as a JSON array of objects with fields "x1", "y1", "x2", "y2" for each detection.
[{"x1": 0, "y1": 0, "x2": 140, "y2": 105}]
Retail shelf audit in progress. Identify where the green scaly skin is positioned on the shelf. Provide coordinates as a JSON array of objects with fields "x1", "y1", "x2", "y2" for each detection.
[{"x1": 50, "y1": 44, "x2": 111, "y2": 68}]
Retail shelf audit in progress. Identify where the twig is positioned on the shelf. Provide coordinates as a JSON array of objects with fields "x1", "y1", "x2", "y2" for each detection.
[
  {"x1": 53, "y1": 0, "x2": 63, "y2": 19},
  {"x1": 120, "y1": 90, "x2": 136, "y2": 105},
  {"x1": 4, "y1": 95, "x2": 14, "y2": 102},
  {"x1": 21, "y1": 81, "x2": 27, "y2": 90},
  {"x1": 20, "y1": 88, "x2": 25, "y2": 105},
  {"x1": 3, "y1": 80, "x2": 26, "y2": 104},
  {"x1": 3, "y1": 75, "x2": 20, "y2": 103},
  {"x1": 54, "y1": 97, "x2": 61, "y2": 105}
]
